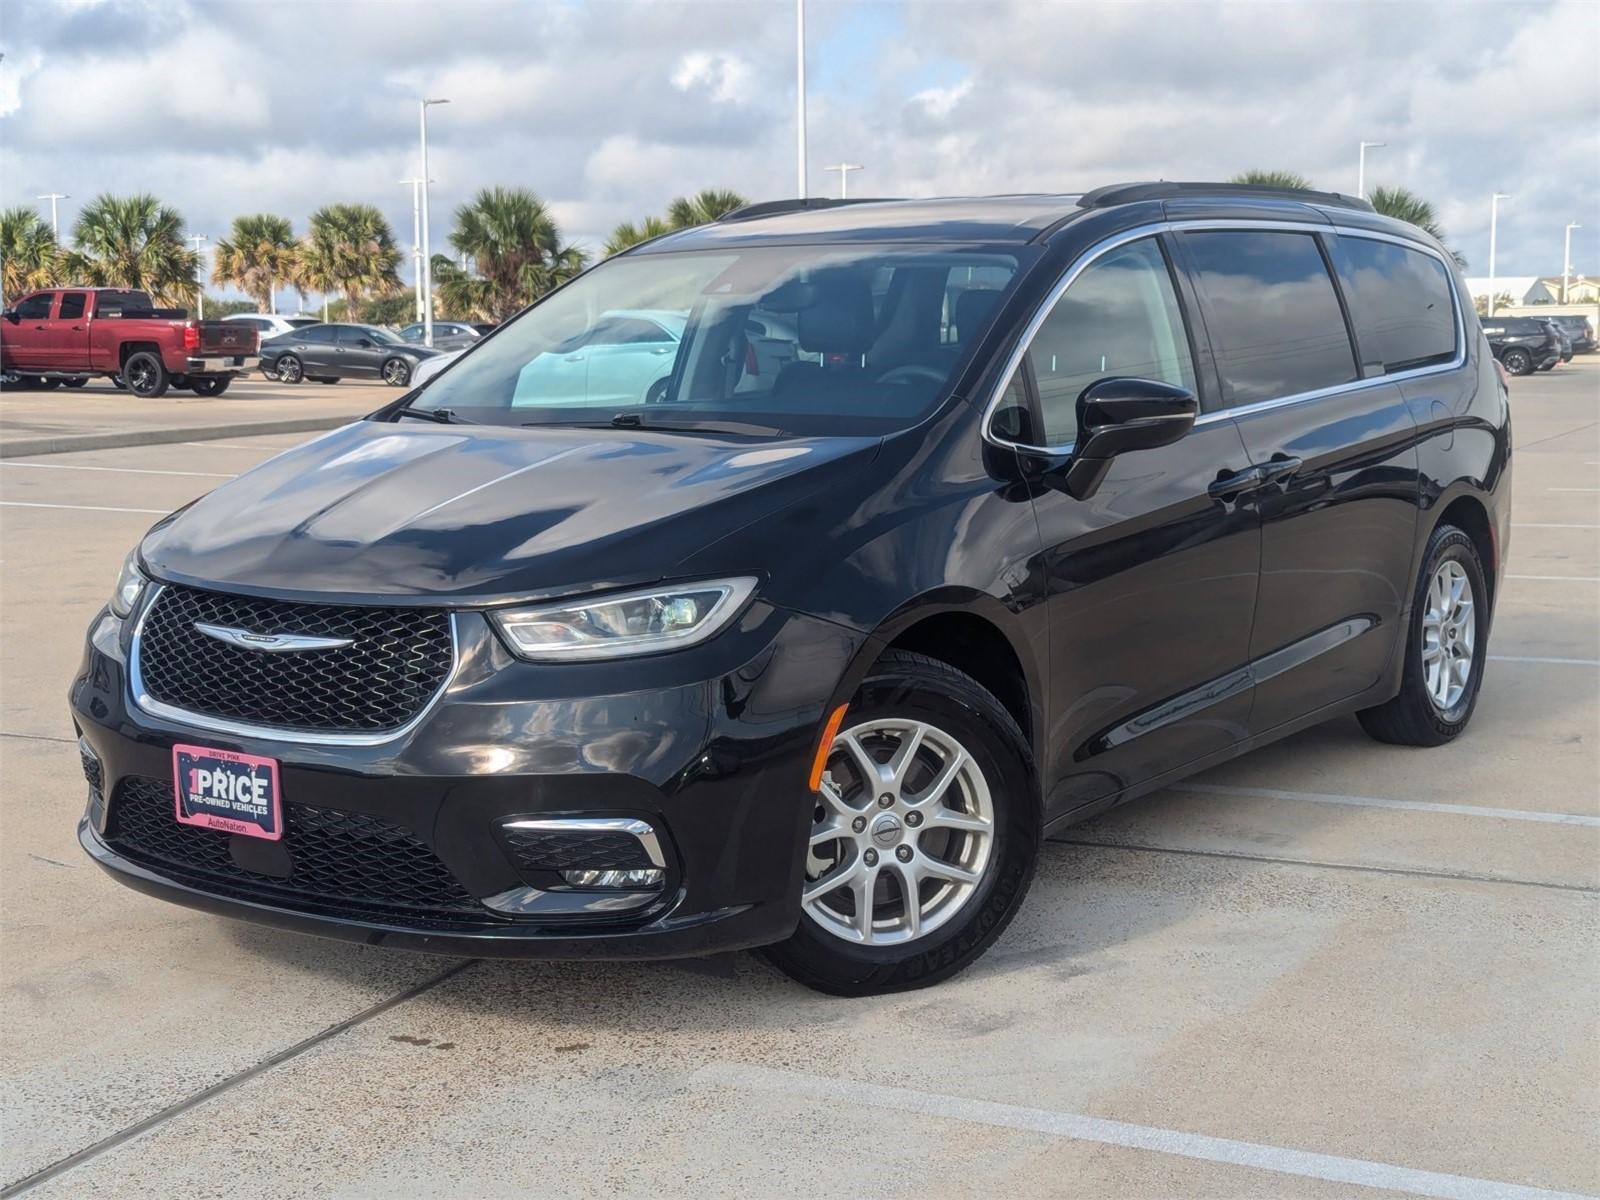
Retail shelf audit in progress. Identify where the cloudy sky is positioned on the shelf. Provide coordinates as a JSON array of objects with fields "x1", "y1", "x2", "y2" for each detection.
[{"x1": 3, "y1": 0, "x2": 1596, "y2": 300}]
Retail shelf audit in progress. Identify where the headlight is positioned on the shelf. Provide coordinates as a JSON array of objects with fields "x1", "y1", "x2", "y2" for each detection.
[
  {"x1": 490, "y1": 578, "x2": 757, "y2": 661},
  {"x1": 109, "y1": 549, "x2": 148, "y2": 618}
]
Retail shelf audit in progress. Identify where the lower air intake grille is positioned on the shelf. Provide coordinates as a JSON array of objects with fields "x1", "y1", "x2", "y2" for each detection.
[{"x1": 106, "y1": 777, "x2": 488, "y2": 924}]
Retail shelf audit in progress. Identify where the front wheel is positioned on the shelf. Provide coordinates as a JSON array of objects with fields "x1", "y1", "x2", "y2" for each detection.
[
  {"x1": 122, "y1": 352, "x2": 169, "y2": 398},
  {"x1": 190, "y1": 377, "x2": 231, "y2": 397},
  {"x1": 382, "y1": 358, "x2": 412, "y2": 387},
  {"x1": 1500, "y1": 347, "x2": 1533, "y2": 376},
  {"x1": 1358, "y1": 524, "x2": 1489, "y2": 746},
  {"x1": 63, "y1": 377, "x2": 87, "y2": 389},
  {"x1": 274, "y1": 355, "x2": 303, "y2": 384},
  {"x1": 762, "y1": 650, "x2": 1039, "y2": 995}
]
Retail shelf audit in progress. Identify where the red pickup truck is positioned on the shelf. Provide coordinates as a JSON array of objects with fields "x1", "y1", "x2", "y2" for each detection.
[{"x1": 1, "y1": 288, "x2": 259, "y2": 397}]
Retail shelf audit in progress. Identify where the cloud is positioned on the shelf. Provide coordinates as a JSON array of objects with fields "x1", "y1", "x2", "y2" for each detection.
[{"x1": 0, "y1": 0, "x2": 1594, "y2": 290}]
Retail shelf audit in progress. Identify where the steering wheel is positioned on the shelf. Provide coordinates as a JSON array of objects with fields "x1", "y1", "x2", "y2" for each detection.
[{"x1": 875, "y1": 363, "x2": 946, "y2": 386}]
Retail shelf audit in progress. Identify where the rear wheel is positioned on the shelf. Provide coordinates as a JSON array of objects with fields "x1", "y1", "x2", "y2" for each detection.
[
  {"x1": 122, "y1": 352, "x2": 169, "y2": 398},
  {"x1": 34, "y1": 378, "x2": 61, "y2": 390},
  {"x1": 63, "y1": 377, "x2": 87, "y2": 389},
  {"x1": 1500, "y1": 347, "x2": 1533, "y2": 376},
  {"x1": 762, "y1": 650, "x2": 1039, "y2": 995},
  {"x1": 190, "y1": 377, "x2": 231, "y2": 397},
  {"x1": 381, "y1": 358, "x2": 412, "y2": 387},
  {"x1": 1358, "y1": 524, "x2": 1488, "y2": 746},
  {"x1": 275, "y1": 355, "x2": 303, "y2": 384}
]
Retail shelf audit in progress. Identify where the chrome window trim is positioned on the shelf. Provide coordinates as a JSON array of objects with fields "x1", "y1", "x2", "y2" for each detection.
[
  {"x1": 498, "y1": 816, "x2": 667, "y2": 869},
  {"x1": 981, "y1": 218, "x2": 1468, "y2": 454},
  {"x1": 127, "y1": 583, "x2": 463, "y2": 747}
]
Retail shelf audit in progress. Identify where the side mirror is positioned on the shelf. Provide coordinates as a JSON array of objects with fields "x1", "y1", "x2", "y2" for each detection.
[
  {"x1": 1, "y1": 310, "x2": 17, "y2": 323},
  {"x1": 1057, "y1": 377, "x2": 1197, "y2": 500}
]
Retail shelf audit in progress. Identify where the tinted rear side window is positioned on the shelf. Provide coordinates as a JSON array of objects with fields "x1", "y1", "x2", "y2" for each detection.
[
  {"x1": 1181, "y1": 230, "x2": 1356, "y2": 407},
  {"x1": 58, "y1": 292, "x2": 87, "y2": 320},
  {"x1": 1330, "y1": 236, "x2": 1458, "y2": 375}
]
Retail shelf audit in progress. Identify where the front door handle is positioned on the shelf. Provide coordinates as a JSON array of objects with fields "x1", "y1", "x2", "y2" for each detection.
[
  {"x1": 1208, "y1": 466, "x2": 1266, "y2": 500},
  {"x1": 1258, "y1": 456, "x2": 1303, "y2": 485}
]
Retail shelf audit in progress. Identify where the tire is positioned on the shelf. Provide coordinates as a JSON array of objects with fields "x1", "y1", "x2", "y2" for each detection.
[
  {"x1": 761, "y1": 650, "x2": 1039, "y2": 996},
  {"x1": 381, "y1": 358, "x2": 412, "y2": 387},
  {"x1": 644, "y1": 377, "x2": 669, "y2": 404},
  {"x1": 0, "y1": 370, "x2": 26, "y2": 390},
  {"x1": 318, "y1": 377, "x2": 339, "y2": 385},
  {"x1": 190, "y1": 377, "x2": 231, "y2": 397},
  {"x1": 1358, "y1": 524, "x2": 1489, "y2": 747},
  {"x1": 63, "y1": 377, "x2": 87, "y2": 389},
  {"x1": 34, "y1": 378, "x2": 61, "y2": 390},
  {"x1": 275, "y1": 355, "x2": 303, "y2": 384},
  {"x1": 109, "y1": 374, "x2": 126, "y2": 390},
  {"x1": 122, "y1": 352, "x2": 169, "y2": 398},
  {"x1": 1500, "y1": 347, "x2": 1533, "y2": 376}
]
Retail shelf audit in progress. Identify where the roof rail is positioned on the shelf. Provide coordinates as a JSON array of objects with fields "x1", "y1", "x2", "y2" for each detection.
[
  {"x1": 1078, "y1": 181, "x2": 1375, "y2": 214},
  {"x1": 716, "y1": 196, "x2": 901, "y2": 223}
]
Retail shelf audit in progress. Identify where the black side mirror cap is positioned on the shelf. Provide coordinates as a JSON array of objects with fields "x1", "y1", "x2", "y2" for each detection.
[{"x1": 1052, "y1": 378, "x2": 1198, "y2": 500}]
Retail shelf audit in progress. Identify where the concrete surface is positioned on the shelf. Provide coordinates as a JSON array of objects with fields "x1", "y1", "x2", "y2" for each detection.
[
  {"x1": 1, "y1": 360, "x2": 1596, "y2": 1198},
  {"x1": 0, "y1": 376, "x2": 386, "y2": 457}
]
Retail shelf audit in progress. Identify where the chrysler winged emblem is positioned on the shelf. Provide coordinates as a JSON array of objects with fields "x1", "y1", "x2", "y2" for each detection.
[{"x1": 193, "y1": 622, "x2": 354, "y2": 653}]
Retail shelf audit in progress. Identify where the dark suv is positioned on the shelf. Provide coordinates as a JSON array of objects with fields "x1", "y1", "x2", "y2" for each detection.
[
  {"x1": 1482, "y1": 315, "x2": 1562, "y2": 375},
  {"x1": 73, "y1": 183, "x2": 1511, "y2": 994},
  {"x1": 1549, "y1": 314, "x2": 1596, "y2": 354}
]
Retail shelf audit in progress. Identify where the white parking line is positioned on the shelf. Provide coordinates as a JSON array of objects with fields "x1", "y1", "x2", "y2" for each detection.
[
  {"x1": 1490, "y1": 654, "x2": 1600, "y2": 666},
  {"x1": 176, "y1": 441, "x2": 280, "y2": 451},
  {"x1": 1172, "y1": 783, "x2": 1599, "y2": 826},
  {"x1": 695, "y1": 1063, "x2": 1596, "y2": 1200},
  {"x1": 0, "y1": 501, "x2": 169, "y2": 515},
  {"x1": 1507, "y1": 574, "x2": 1600, "y2": 582},
  {"x1": 0, "y1": 463, "x2": 234, "y2": 479},
  {"x1": 1547, "y1": 487, "x2": 1600, "y2": 492},
  {"x1": 1513, "y1": 523, "x2": 1600, "y2": 529}
]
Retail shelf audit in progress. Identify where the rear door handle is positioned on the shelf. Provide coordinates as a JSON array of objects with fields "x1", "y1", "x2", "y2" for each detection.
[{"x1": 1208, "y1": 466, "x2": 1266, "y2": 500}]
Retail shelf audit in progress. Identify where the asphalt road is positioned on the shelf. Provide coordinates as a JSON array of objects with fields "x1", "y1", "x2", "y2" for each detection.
[{"x1": 1, "y1": 362, "x2": 1596, "y2": 1198}]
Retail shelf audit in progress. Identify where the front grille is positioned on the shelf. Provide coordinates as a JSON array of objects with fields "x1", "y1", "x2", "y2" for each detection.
[
  {"x1": 500, "y1": 828, "x2": 657, "y2": 874},
  {"x1": 136, "y1": 584, "x2": 453, "y2": 734},
  {"x1": 106, "y1": 777, "x2": 488, "y2": 923}
]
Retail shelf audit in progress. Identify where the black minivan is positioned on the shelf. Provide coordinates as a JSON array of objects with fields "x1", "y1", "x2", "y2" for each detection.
[{"x1": 73, "y1": 183, "x2": 1511, "y2": 994}]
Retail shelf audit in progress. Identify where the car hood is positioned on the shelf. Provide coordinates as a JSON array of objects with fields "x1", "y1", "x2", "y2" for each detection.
[{"x1": 141, "y1": 419, "x2": 880, "y2": 604}]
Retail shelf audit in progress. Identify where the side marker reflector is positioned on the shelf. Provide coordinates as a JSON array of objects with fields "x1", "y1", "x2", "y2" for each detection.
[{"x1": 808, "y1": 704, "x2": 849, "y2": 792}]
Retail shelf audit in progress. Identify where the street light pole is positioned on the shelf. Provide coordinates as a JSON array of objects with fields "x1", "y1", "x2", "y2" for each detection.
[
  {"x1": 36, "y1": 193, "x2": 69, "y2": 239},
  {"x1": 1563, "y1": 222, "x2": 1581, "y2": 305},
  {"x1": 419, "y1": 98, "x2": 449, "y2": 347},
  {"x1": 188, "y1": 235, "x2": 207, "y2": 318},
  {"x1": 1356, "y1": 142, "x2": 1385, "y2": 201},
  {"x1": 795, "y1": 0, "x2": 807, "y2": 198},
  {"x1": 1488, "y1": 192, "x2": 1510, "y2": 317},
  {"x1": 825, "y1": 163, "x2": 863, "y2": 198},
  {"x1": 401, "y1": 178, "x2": 426, "y2": 322}
]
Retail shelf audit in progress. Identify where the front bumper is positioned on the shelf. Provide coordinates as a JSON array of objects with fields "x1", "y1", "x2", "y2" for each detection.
[{"x1": 71, "y1": 599, "x2": 864, "y2": 959}]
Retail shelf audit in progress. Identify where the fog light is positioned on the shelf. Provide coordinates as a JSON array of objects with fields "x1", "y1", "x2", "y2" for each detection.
[{"x1": 561, "y1": 867, "x2": 664, "y2": 890}]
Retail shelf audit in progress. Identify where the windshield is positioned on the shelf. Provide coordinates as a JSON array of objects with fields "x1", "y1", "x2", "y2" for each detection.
[{"x1": 410, "y1": 244, "x2": 1022, "y2": 436}]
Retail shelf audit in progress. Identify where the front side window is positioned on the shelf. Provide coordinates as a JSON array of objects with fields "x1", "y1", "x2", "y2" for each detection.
[
  {"x1": 57, "y1": 292, "x2": 87, "y2": 320},
  {"x1": 1021, "y1": 237, "x2": 1196, "y2": 446},
  {"x1": 414, "y1": 244, "x2": 1023, "y2": 437},
  {"x1": 15, "y1": 294, "x2": 53, "y2": 320},
  {"x1": 1181, "y1": 230, "x2": 1356, "y2": 407},
  {"x1": 1330, "y1": 236, "x2": 1458, "y2": 375}
]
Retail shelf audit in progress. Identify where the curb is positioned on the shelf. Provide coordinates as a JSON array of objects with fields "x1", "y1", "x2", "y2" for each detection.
[{"x1": 0, "y1": 417, "x2": 353, "y2": 460}]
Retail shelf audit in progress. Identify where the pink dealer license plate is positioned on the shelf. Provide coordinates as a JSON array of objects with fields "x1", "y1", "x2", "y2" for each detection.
[{"x1": 172, "y1": 744, "x2": 282, "y2": 841}]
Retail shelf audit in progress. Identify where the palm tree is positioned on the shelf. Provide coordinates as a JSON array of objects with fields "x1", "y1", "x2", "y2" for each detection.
[
  {"x1": 212, "y1": 214, "x2": 295, "y2": 312},
  {"x1": 1367, "y1": 186, "x2": 1468, "y2": 266},
  {"x1": 60, "y1": 194, "x2": 199, "y2": 307},
  {"x1": 0, "y1": 206, "x2": 60, "y2": 306},
  {"x1": 604, "y1": 215, "x2": 673, "y2": 257},
  {"x1": 295, "y1": 204, "x2": 401, "y2": 320},
  {"x1": 440, "y1": 188, "x2": 589, "y2": 321},
  {"x1": 1230, "y1": 170, "x2": 1314, "y2": 190},
  {"x1": 666, "y1": 188, "x2": 748, "y2": 229}
]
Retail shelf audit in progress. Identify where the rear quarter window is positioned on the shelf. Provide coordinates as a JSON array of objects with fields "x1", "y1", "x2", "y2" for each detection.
[{"x1": 1330, "y1": 236, "x2": 1458, "y2": 375}]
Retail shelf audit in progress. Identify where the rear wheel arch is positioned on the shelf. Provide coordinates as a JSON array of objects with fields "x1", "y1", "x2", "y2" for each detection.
[{"x1": 118, "y1": 340, "x2": 162, "y2": 368}]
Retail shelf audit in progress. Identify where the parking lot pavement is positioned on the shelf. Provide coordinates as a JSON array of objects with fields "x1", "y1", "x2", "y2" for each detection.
[
  {"x1": 2, "y1": 361, "x2": 1596, "y2": 1197},
  {"x1": 0, "y1": 376, "x2": 386, "y2": 454}
]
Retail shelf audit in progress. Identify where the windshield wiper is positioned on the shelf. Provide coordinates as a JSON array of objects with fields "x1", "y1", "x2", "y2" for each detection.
[
  {"x1": 523, "y1": 413, "x2": 781, "y2": 436},
  {"x1": 392, "y1": 406, "x2": 472, "y2": 425}
]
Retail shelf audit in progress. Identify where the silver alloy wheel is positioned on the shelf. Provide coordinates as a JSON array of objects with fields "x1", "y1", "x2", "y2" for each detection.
[
  {"x1": 803, "y1": 718, "x2": 995, "y2": 946},
  {"x1": 1422, "y1": 559, "x2": 1475, "y2": 712},
  {"x1": 383, "y1": 358, "x2": 409, "y2": 386},
  {"x1": 277, "y1": 356, "x2": 302, "y2": 384}
]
